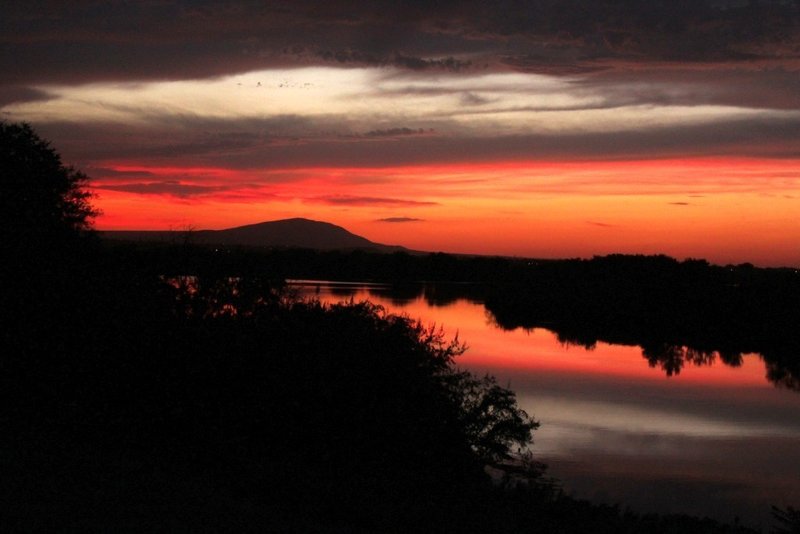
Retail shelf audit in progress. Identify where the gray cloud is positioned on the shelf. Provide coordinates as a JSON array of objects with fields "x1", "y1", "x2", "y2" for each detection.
[
  {"x1": 0, "y1": 86, "x2": 52, "y2": 107},
  {"x1": 362, "y1": 65, "x2": 800, "y2": 113},
  {"x1": 459, "y1": 92, "x2": 494, "y2": 106},
  {"x1": 25, "y1": 111, "x2": 800, "y2": 174},
  {"x1": 94, "y1": 181, "x2": 229, "y2": 198},
  {"x1": 24, "y1": 115, "x2": 343, "y2": 164},
  {"x1": 362, "y1": 127, "x2": 432, "y2": 138},
  {"x1": 376, "y1": 217, "x2": 425, "y2": 222},
  {"x1": 316, "y1": 49, "x2": 472, "y2": 71},
  {"x1": 568, "y1": 67, "x2": 800, "y2": 112},
  {"x1": 312, "y1": 196, "x2": 438, "y2": 207},
  {"x1": 86, "y1": 167, "x2": 157, "y2": 179}
]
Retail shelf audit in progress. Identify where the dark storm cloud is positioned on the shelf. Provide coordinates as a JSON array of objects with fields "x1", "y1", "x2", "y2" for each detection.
[{"x1": 3, "y1": 1, "x2": 799, "y2": 87}]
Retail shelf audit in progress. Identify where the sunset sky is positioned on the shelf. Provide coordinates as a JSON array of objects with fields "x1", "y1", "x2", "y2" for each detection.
[{"x1": 3, "y1": 1, "x2": 800, "y2": 266}]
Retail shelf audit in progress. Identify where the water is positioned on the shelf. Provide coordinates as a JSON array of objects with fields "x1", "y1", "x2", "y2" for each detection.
[{"x1": 290, "y1": 280, "x2": 800, "y2": 528}]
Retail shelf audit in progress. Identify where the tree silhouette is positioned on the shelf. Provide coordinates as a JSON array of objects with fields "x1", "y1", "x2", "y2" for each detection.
[
  {"x1": 772, "y1": 506, "x2": 800, "y2": 533},
  {"x1": 0, "y1": 121, "x2": 97, "y2": 249}
]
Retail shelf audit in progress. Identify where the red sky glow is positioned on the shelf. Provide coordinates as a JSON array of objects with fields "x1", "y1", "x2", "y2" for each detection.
[{"x1": 3, "y1": 2, "x2": 800, "y2": 266}]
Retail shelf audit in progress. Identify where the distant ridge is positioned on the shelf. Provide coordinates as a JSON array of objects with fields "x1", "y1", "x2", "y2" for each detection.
[{"x1": 102, "y1": 217, "x2": 408, "y2": 252}]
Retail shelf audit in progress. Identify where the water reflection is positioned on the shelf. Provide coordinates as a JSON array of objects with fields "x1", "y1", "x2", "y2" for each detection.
[
  {"x1": 292, "y1": 280, "x2": 800, "y2": 527},
  {"x1": 290, "y1": 279, "x2": 486, "y2": 308},
  {"x1": 642, "y1": 343, "x2": 729, "y2": 376}
]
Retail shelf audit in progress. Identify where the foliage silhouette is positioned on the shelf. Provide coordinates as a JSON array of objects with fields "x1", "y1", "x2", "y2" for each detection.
[
  {"x1": 484, "y1": 254, "x2": 800, "y2": 390},
  {"x1": 109, "y1": 240, "x2": 800, "y2": 389},
  {"x1": 771, "y1": 506, "x2": 800, "y2": 534},
  {"x1": 1, "y1": 121, "x2": 97, "y2": 246}
]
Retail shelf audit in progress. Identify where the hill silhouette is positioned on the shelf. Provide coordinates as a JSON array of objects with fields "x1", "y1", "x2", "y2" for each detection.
[{"x1": 102, "y1": 217, "x2": 409, "y2": 252}]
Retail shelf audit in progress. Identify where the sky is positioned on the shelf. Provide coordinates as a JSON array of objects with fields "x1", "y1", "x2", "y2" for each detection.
[{"x1": 3, "y1": 1, "x2": 800, "y2": 266}]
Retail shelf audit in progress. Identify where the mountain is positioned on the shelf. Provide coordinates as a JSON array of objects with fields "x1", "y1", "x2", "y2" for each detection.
[{"x1": 101, "y1": 218, "x2": 408, "y2": 252}]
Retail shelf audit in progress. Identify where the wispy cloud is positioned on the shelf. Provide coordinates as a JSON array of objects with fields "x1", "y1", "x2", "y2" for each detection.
[
  {"x1": 316, "y1": 49, "x2": 473, "y2": 72},
  {"x1": 362, "y1": 127, "x2": 433, "y2": 138},
  {"x1": 311, "y1": 196, "x2": 438, "y2": 207},
  {"x1": 376, "y1": 217, "x2": 425, "y2": 223},
  {"x1": 0, "y1": 86, "x2": 52, "y2": 107},
  {"x1": 93, "y1": 181, "x2": 229, "y2": 198}
]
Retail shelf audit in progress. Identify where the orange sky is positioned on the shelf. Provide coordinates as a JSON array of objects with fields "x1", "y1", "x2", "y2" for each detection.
[{"x1": 90, "y1": 157, "x2": 800, "y2": 267}]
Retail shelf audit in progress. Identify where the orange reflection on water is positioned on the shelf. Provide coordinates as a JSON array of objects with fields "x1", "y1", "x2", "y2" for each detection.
[{"x1": 315, "y1": 287, "x2": 771, "y2": 388}]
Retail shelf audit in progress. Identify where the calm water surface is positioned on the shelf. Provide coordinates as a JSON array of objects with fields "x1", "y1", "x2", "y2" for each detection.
[{"x1": 291, "y1": 280, "x2": 800, "y2": 528}]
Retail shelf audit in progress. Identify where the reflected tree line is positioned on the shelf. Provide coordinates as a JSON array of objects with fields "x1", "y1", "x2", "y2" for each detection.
[
  {"x1": 482, "y1": 255, "x2": 800, "y2": 391},
  {"x1": 172, "y1": 271, "x2": 800, "y2": 390},
  {"x1": 364, "y1": 273, "x2": 799, "y2": 388},
  {"x1": 165, "y1": 243, "x2": 799, "y2": 386},
  {"x1": 124, "y1": 242, "x2": 800, "y2": 390}
]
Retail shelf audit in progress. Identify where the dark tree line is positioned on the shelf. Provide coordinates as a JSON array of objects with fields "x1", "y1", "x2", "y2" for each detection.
[
  {"x1": 107, "y1": 237, "x2": 800, "y2": 389},
  {"x1": 483, "y1": 254, "x2": 800, "y2": 390}
]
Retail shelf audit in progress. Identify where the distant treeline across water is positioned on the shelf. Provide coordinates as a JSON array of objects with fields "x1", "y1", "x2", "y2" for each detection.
[{"x1": 110, "y1": 241, "x2": 800, "y2": 392}]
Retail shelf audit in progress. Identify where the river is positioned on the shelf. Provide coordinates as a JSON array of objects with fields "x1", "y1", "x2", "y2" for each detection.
[{"x1": 289, "y1": 280, "x2": 800, "y2": 529}]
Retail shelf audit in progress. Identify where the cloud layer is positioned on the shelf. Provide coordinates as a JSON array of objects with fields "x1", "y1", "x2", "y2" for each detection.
[{"x1": 4, "y1": 1, "x2": 800, "y2": 86}]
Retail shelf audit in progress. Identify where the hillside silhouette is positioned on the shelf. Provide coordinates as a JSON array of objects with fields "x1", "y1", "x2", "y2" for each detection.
[{"x1": 103, "y1": 217, "x2": 410, "y2": 252}]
